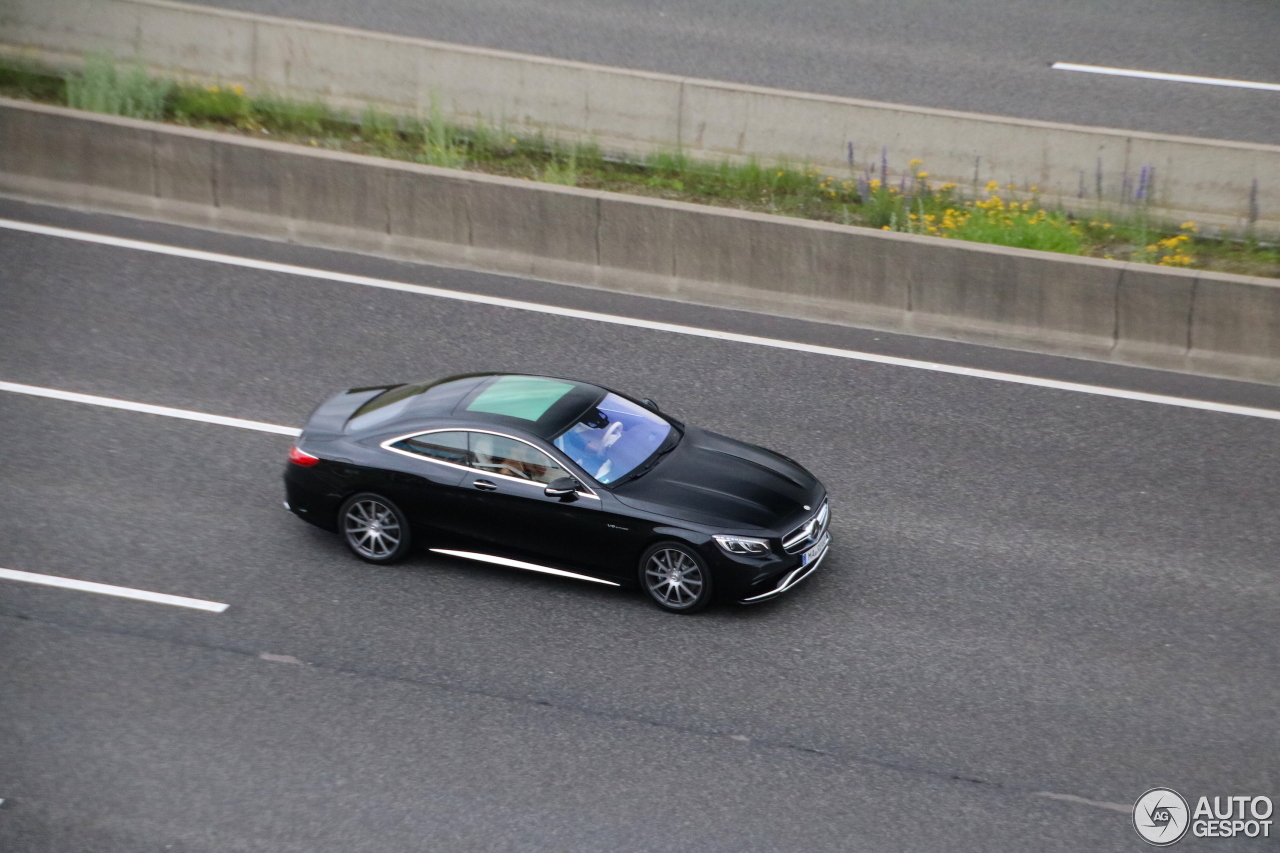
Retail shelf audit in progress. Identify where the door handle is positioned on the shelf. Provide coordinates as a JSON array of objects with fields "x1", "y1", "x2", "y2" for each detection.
[{"x1": 472, "y1": 479, "x2": 498, "y2": 491}]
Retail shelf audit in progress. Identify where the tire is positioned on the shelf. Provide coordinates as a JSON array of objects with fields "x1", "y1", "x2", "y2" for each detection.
[
  {"x1": 338, "y1": 493, "x2": 413, "y2": 564},
  {"x1": 639, "y1": 542, "x2": 714, "y2": 614}
]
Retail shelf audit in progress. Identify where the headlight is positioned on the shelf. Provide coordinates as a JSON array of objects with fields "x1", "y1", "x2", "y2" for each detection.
[{"x1": 713, "y1": 535, "x2": 771, "y2": 555}]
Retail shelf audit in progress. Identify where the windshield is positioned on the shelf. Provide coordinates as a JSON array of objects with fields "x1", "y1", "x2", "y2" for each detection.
[{"x1": 553, "y1": 393, "x2": 673, "y2": 484}]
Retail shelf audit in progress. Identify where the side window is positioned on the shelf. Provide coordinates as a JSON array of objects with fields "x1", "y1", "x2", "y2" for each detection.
[
  {"x1": 468, "y1": 433, "x2": 569, "y2": 485},
  {"x1": 392, "y1": 430, "x2": 471, "y2": 466}
]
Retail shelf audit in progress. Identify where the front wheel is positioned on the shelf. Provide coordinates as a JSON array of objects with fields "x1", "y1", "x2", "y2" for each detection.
[
  {"x1": 639, "y1": 542, "x2": 714, "y2": 614},
  {"x1": 339, "y1": 493, "x2": 412, "y2": 564}
]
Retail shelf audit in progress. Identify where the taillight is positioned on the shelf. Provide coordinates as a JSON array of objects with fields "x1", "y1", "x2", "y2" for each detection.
[{"x1": 288, "y1": 445, "x2": 320, "y2": 467}]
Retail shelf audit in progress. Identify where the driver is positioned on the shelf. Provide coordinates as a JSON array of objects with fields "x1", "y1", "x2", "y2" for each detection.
[{"x1": 562, "y1": 408, "x2": 624, "y2": 480}]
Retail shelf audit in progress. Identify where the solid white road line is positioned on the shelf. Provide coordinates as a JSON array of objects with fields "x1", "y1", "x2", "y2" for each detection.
[
  {"x1": 1051, "y1": 62, "x2": 1280, "y2": 92},
  {"x1": 429, "y1": 549, "x2": 621, "y2": 586},
  {"x1": 4, "y1": 218, "x2": 1280, "y2": 423},
  {"x1": 0, "y1": 567, "x2": 230, "y2": 612},
  {"x1": 0, "y1": 381, "x2": 302, "y2": 436}
]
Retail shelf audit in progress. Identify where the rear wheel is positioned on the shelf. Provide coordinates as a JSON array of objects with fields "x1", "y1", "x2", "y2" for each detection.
[
  {"x1": 339, "y1": 493, "x2": 412, "y2": 564},
  {"x1": 640, "y1": 542, "x2": 713, "y2": 614}
]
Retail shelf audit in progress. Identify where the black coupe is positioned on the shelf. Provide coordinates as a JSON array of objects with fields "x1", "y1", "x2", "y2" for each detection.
[{"x1": 284, "y1": 374, "x2": 830, "y2": 612}]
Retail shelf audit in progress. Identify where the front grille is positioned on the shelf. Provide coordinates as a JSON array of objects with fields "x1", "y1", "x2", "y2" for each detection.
[{"x1": 782, "y1": 500, "x2": 829, "y2": 554}]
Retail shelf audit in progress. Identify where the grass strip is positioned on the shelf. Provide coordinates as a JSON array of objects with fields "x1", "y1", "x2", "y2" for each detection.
[{"x1": 1, "y1": 54, "x2": 1275, "y2": 278}]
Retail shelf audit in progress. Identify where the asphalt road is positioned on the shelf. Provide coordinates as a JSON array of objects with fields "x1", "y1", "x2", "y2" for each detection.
[
  {"x1": 2, "y1": 197, "x2": 1279, "y2": 851},
  {"x1": 200, "y1": 0, "x2": 1280, "y2": 144}
]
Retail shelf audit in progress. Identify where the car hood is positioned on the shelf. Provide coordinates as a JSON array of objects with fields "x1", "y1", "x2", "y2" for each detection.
[{"x1": 611, "y1": 427, "x2": 822, "y2": 531}]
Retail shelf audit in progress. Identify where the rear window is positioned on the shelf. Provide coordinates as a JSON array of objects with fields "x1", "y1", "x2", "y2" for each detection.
[{"x1": 347, "y1": 375, "x2": 487, "y2": 432}]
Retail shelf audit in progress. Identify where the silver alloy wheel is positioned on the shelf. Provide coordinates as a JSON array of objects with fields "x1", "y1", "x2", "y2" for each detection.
[
  {"x1": 343, "y1": 498, "x2": 403, "y2": 560},
  {"x1": 644, "y1": 548, "x2": 705, "y2": 609}
]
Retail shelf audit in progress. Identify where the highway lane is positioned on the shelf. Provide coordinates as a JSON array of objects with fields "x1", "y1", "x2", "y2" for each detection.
[
  {"x1": 2, "y1": 200, "x2": 1279, "y2": 851},
  {"x1": 202, "y1": 0, "x2": 1280, "y2": 144}
]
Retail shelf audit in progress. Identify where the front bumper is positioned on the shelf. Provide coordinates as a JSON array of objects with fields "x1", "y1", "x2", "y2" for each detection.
[{"x1": 737, "y1": 533, "x2": 830, "y2": 603}]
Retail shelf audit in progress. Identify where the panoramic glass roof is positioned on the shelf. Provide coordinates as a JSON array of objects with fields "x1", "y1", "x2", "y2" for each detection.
[{"x1": 463, "y1": 375, "x2": 577, "y2": 422}]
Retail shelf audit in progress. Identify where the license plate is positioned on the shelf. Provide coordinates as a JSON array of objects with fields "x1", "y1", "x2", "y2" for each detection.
[{"x1": 800, "y1": 532, "x2": 830, "y2": 566}]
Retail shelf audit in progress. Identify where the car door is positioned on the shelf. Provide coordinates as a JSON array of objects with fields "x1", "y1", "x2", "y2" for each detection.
[{"x1": 455, "y1": 430, "x2": 617, "y2": 575}]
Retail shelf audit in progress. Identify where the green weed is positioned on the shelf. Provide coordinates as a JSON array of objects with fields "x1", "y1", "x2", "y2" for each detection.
[
  {"x1": 361, "y1": 104, "x2": 400, "y2": 148},
  {"x1": 412, "y1": 97, "x2": 467, "y2": 168},
  {"x1": 541, "y1": 155, "x2": 578, "y2": 186},
  {"x1": 170, "y1": 83, "x2": 251, "y2": 124},
  {"x1": 0, "y1": 57, "x2": 64, "y2": 101},
  {"x1": 253, "y1": 94, "x2": 339, "y2": 135},
  {"x1": 66, "y1": 52, "x2": 170, "y2": 120}
]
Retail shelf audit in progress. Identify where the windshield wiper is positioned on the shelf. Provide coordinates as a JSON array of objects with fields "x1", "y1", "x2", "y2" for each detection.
[{"x1": 623, "y1": 443, "x2": 677, "y2": 483}]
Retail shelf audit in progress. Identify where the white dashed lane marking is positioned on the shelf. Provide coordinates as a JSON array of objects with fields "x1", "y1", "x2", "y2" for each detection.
[
  {"x1": 0, "y1": 381, "x2": 301, "y2": 436},
  {"x1": 1051, "y1": 62, "x2": 1280, "y2": 92},
  {"x1": 0, "y1": 567, "x2": 230, "y2": 612}
]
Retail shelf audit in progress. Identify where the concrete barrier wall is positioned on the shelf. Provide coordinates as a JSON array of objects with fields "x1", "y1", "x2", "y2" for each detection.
[
  {"x1": 2, "y1": 99, "x2": 1277, "y2": 384},
  {"x1": 1, "y1": 0, "x2": 1276, "y2": 235}
]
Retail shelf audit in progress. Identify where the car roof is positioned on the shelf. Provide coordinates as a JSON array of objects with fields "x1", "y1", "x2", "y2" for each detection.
[{"x1": 346, "y1": 373, "x2": 608, "y2": 440}]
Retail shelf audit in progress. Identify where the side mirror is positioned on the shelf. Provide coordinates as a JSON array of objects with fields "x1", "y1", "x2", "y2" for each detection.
[
  {"x1": 640, "y1": 398, "x2": 660, "y2": 413},
  {"x1": 544, "y1": 476, "x2": 581, "y2": 501}
]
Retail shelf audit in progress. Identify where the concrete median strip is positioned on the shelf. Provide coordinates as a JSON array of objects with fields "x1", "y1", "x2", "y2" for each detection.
[
  {"x1": 3, "y1": 224, "x2": 1280, "y2": 422},
  {"x1": 0, "y1": 567, "x2": 229, "y2": 612},
  {"x1": 2, "y1": 100, "x2": 1279, "y2": 385},
  {"x1": 2, "y1": 0, "x2": 1275, "y2": 232}
]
